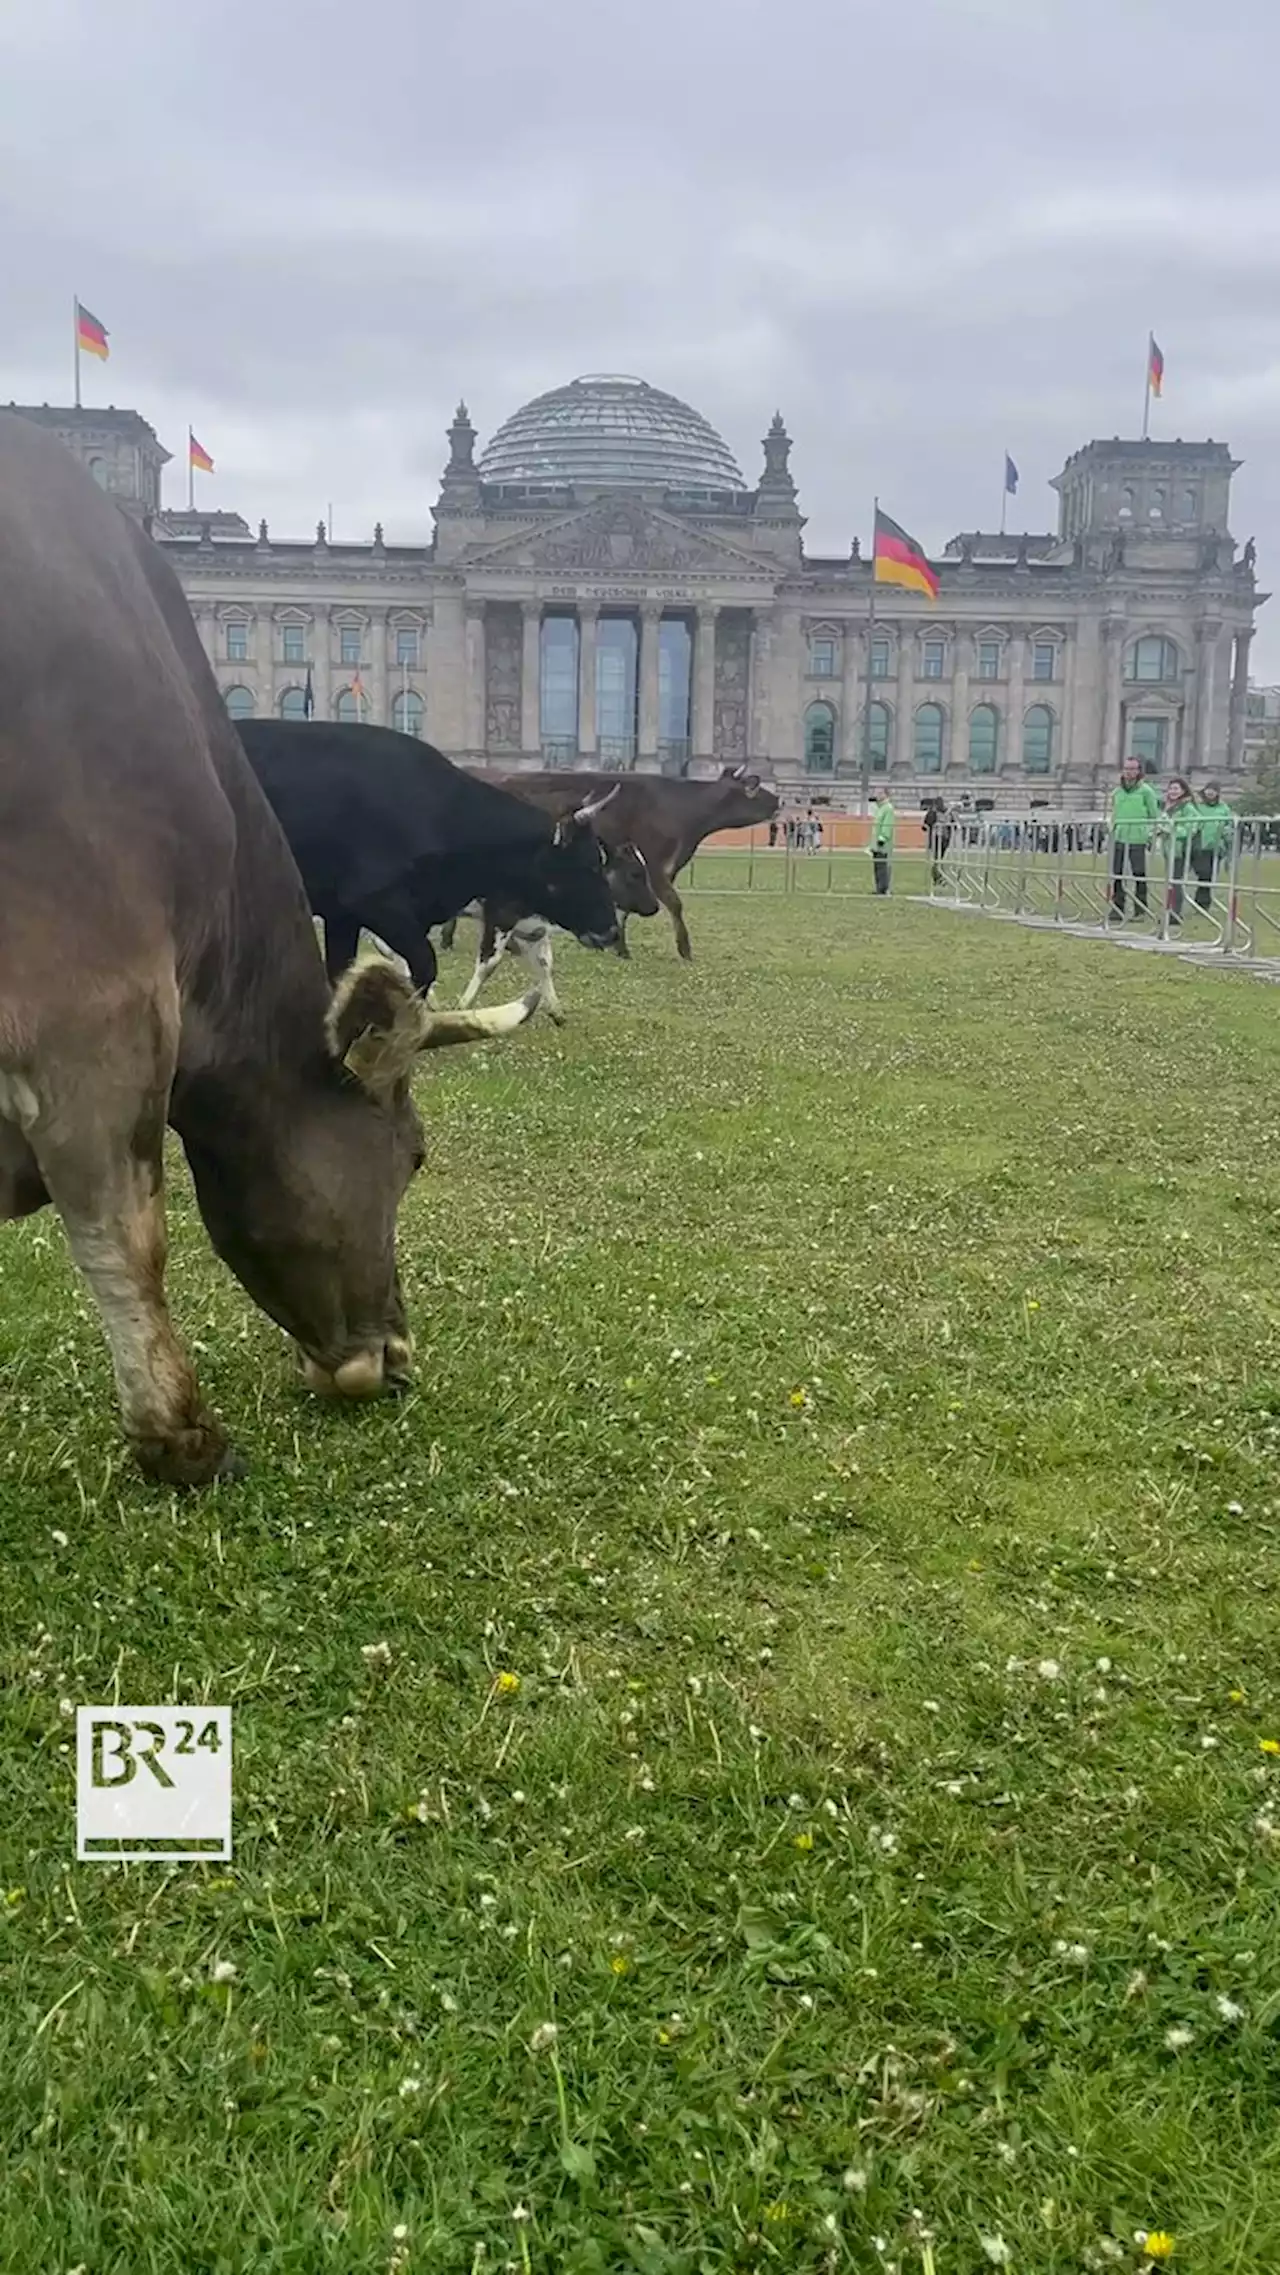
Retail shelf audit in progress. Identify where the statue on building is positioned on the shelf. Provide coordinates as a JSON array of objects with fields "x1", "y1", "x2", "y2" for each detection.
[
  {"x1": 1103, "y1": 532, "x2": 1125, "y2": 574},
  {"x1": 756, "y1": 411, "x2": 800, "y2": 517},
  {"x1": 1244, "y1": 535, "x2": 1257, "y2": 573},
  {"x1": 849, "y1": 535, "x2": 861, "y2": 560},
  {"x1": 257, "y1": 518, "x2": 269, "y2": 544},
  {"x1": 316, "y1": 519, "x2": 327, "y2": 546}
]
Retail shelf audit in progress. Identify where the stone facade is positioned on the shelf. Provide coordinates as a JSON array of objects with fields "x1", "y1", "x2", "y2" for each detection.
[{"x1": 13, "y1": 393, "x2": 1266, "y2": 809}]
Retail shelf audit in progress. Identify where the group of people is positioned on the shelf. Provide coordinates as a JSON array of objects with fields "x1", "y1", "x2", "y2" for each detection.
[
  {"x1": 768, "y1": 810, "x2": 826, "y2": 852},
  {"x1": 1108, "y1": 761, "x2": 1234, "y2": 923}
]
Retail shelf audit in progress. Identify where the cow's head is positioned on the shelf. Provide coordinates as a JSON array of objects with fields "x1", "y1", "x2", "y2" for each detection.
[
  {"x1": 528, "y1": 786, "x2": 623, "y2": 949},
  {"x1": 717, "y1": 762, "x2": 781, "y2": 829},
  {"x1": 188, "y1": 961, "x2": 537, "y2": 1401},
  {"x1": 605, "y1": 838, "x2": 660, "y2": 918}
]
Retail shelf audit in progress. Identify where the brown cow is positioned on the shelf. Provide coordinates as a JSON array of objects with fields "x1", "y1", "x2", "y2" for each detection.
[
  {"x1": 496, "y1": 766, "x2": 779, "y2": 961},
  {"x1": 0, "y1": 413, "x2": 534, "y2": 1486}
]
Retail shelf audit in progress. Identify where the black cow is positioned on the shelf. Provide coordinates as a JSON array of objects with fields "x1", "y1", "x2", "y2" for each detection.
[{"x1": 236, "y1": 720, "x2": 622, "y2": 995}]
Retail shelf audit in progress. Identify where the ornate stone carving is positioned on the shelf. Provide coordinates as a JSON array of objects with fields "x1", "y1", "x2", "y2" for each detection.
[
  {"x1": 713, "y1": 615, "x2": 751, "y2": 760},
  {"x1": 484, "y1": 603, "x2": 522, "y2": 752},
  {"x1": 526, "y1": 495, "x2": 713, "y2": 573}
]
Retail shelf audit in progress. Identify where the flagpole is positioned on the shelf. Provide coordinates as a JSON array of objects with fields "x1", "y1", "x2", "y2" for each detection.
[
  {"x1": 1142, "y1": 336, "x2": 1152, "y2": 442},
  {"x1": 188, "y1": 431, "x2": 195, "y2": 513},
  {"x1": 73, "y1": 297, "x2": 81, "y2": 409},
  {"x1": 861, "y1": 496, "x2": 878, "y2": 819},
  {"x1": 1000, "y1": 463, "x2": 1008, "y2": 537}
]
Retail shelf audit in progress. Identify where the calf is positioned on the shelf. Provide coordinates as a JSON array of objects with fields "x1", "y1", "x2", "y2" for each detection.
[{"x1": 440, "y1": 835, "x2": 658, "y2": 1020}]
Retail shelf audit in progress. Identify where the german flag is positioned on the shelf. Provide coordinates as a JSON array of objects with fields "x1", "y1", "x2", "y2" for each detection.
[
  {"x1": 873, "y1": 508, "x2": 939, "y2": 600},
  {"x1": 1148, "y1": 334, "x2": 1164, "y2": 399},
  {"x1": 189, "y1": 431, "x2": 214, "y2": 473},
  {"x1": 76, "y1": 302, "x2": 109, "y2": 361}
]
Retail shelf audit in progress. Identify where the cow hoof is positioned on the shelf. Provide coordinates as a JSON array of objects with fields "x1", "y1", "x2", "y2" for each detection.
[
  {"x1": 133, "y1": 1424, "x2": 245, "y2": 1490},
  {"x1": 548, "y1": 1009, "x2": 567, "y2": 1027},
  {"x1": 678, "y1": 944, "x2": 694, "y2": 963}
]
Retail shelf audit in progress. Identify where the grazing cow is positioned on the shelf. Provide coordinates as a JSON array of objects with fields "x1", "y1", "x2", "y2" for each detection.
[
  {"x1": 440, "y1": 837, "x2": 658, "y2": 1021},
  {"x1": 497, "y1": 765, "x2": 780, "y2": 961},
  {"x1": 0, "y1": 413, "x2": 534, "y2": 1487},
  {"x1": 236, "y1": 720, "x2": 623, "y2": 996}
]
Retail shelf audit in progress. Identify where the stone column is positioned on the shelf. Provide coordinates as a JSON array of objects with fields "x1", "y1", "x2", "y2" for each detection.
[
  {"x1": 1228, "y1": 624, "x2": 1253, "y2": 774},
  {"x1": 749, "y1": 608, "x2": 774, "y2": 764},
  {"x1": 840, "y1": 620, "x2": 863, "y2": 773},
  {"x1": 372, "y1": 608, "x2": 389, "y2": 727},
  {"x1": 638, "y1": 604, "x2": 662, "y2": 765},
  {"x1": 426, "y1": 590, "x2": 466, "y2": 749},
  {"x1": 465, "y1": 599, "x2": 487, "y2": 757},
  {"x1": 1100, "y1": 618, "x2": 1124, "y2": 774},
  {"x1": 578, "y1": 604, "x2": 599, "y2": 758},
  {"x1": 520, "y1": 601, "x2": 541, "y2": 755},
  {"x1": 311, "y1": 609, "x2": 331, "y2": 722},
  {"x1": 1003, "y1": 631, "x2": 1025, "y2": 774},
  {"x1": 892, "y1": 625, "x2": 914, "y2": 772},
  {"x1": 1194, "y1": 618, "x2": 1222, "y2": 771},
  {"x1": 254, "y1": 606, "x2": 273, "y2": 716},
  {"x1": 693, "y1": 604, "x2": 719, "y2": 762},
  {"x1": 948, "y1": 630, "x2": 970, "y2": 775}
]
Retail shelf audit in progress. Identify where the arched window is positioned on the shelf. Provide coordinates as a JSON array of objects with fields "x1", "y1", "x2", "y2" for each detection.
[
  {"x1": 969, "y1": 704, "x2": 999, "y2": 773},
  {"x1": 914, "y1": 702, "x2": 945, "y2": 773},
  {"x1": 867, "y1": 701, "x2": 891, "y2": 770},
  {"x1": 1149, "y1": 486, "x2": 1166, "y2": 521},
  {"x1": 1127, "y1": 635, "x2": 1180, "y2": 683},
  {"x1": 392, "y1": 689, "x2": 424, "y2": 738},
  {"x1": 223, "y1": 685, "x2": 255, "y2": 721},
  {"x1": 1119, "y1": 485, "x2": 1135, "y2": 521},
  {"x1": 88, "y1": 457, "x2": 109, "y2": 489},
  {"x1": 804, "y1": 701, "x2": 836, "y2": 773},
  {"x1": 334, "y1": 685, "x2": 369, "y2": 723},
  {"x1": 279, "y1": 685, "x2": 309, "y2": 721},
  {"x1": 1023, "y1": 704, "x2": 1054, "y2": 773},
  {"x1": 1182, "y1": 488, "x2": 1198, "y2": 523}
]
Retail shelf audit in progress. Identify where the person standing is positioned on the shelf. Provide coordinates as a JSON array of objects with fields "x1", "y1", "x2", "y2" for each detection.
[
  {"x1": 1192, "y1": 781, "x2": 1233, "y2": 910},
  {"x1": 767, "y1": 816, "x2": 779, "y2": 850},
  {"x1": 1160, "y1": 775, "x2": 1198, "y2": 926},
  {"x1": 870, "y1": 792, "x2": 895, "y2": 896},
  {"x1": 1109, "y1": 756, "x2": 1160, "y2": 921}
]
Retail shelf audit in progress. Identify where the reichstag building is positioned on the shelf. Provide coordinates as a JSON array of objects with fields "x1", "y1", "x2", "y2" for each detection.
[{"x1": 13, "y1": 375, "x2": 1264, "y2": 804}]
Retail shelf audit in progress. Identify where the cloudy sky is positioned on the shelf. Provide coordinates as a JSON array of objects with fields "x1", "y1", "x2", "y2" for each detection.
[{"x1": 5, "y1": 0, "x2": 1280, "y2": 666}]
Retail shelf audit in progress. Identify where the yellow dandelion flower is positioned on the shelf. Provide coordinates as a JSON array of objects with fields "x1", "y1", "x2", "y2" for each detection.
[
  {"x1": 495, "y1": 1672, "x2": 521, "y2": 1696},
  {"x1": 610, "y1": 1954, "x2": 631, "y2": 1976},
  {"x1": 657, "y1": 2027, "x2": 671, "y2": 2045},
  {"x1": 794, "y1": 1831, "x2": 815, "y2": 1852},
  {"x1": 1228, "y1": 1690, "x2": 1245, "y2": 1705},
  {"x1": 1259, "y1": 1738, "x2": 1280, "y2": 1756},
  {"x1": 790, "y1": 1387, "x2": 809, "y2": 1409},
  {"x1": 1143, "y1": 2234, "x2": 1175, "y2": 2261},
  {"x1": 763, "y1": 2201, "x2": 793, "y2": 2224}
]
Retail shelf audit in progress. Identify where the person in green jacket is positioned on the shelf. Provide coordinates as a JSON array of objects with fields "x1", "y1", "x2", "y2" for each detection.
[
  {"x1": 870, "y1": 793, "x2": 895, "y2": 896},
  {"x1": 1192, "y1": 781, "x2": 1233, "y2": 911},
  {"x1": 1160, "y1": 775, "x2": 1199, "y2": 925},
  {"x1": 1109, "y1": 757, "x2": 1160, "y2": 921}
]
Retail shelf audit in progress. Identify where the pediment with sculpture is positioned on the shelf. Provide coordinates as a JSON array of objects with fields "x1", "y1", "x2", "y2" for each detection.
[{"x1": 461, "y1": 493, "x2": 771, "y2": 579}]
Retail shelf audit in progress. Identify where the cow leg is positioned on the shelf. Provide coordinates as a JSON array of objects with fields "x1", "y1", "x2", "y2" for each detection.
[
  {"x1": 458, "y1": 915, "x2": 506, "y2": 1010},
  {"x1": 322, "y1": 912, "x2": 361, "y2": 986},
  {"x1": 512, "y1": 926, "x2": 564, "y2": 1024},
  {"x1": 353, "y1": 893, "x2": 438, "y2": 996},
  {"x1": 439, "y1": 917, "x2": 458, "y2": 953},
  {"x1": 655, "y1": 876, "x2": 693, "y2": 961},
  {"x1": 613, "y1": 913, "x2": 630, "y2": 961},
  {"x1": 27, "y1": 1024, "x2": 236, "y2": 1488}
]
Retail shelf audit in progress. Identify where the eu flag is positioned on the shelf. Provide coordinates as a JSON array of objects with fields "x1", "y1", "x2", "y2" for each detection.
[{"x1": 1005, "y1": 454, "x2": 1019, "y2": 495}]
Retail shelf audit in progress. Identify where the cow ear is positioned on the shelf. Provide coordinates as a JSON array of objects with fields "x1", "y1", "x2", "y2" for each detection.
[
  {"x1": 744, "y1": 772, "x2": 761, "y2": 791},
  {"x1": 326, "y1": 959, "x2": 429, "y2": 1103}
]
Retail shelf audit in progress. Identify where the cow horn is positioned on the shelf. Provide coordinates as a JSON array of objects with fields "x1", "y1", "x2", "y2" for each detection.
[
  {"x1": 419, "y1": 989, "x2": 541, "y2": 1051},
  {"x1": 729, "y1": 763, "x2": 748, "y2": 780},
  {"x1": 573, "y1": 782, "x2": 621, "y2": 824}
]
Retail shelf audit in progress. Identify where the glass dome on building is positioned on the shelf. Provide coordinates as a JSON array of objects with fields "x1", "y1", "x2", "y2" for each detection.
[{"x1": 477, "y1": 374, "x2": 746, "y2": 498}]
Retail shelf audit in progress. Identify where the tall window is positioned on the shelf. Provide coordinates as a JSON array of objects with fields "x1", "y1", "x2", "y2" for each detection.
[
  {"x1": 335, "y1": 685, "x2": 368, "y2": 723},
  {"x1": 977, "y1": 639, "x2": 1001, "y2": 680},
  {"x1": 1149, "y1": 486, "x2": 1166, "y2": 521},
  {"x1": 808, "y1": 635, "x2": 836, "y2": 678},
  {"x1": 921, "y1": 638, "x2": 946, "y2": 681},
  {"x1": 540, "y1": 614, "x2": 579, "y2": 753},
  {"x1": 1127, "y1": 635, "x2": 1180, "y2": 683},
  {"x1": 914, "y1": 702, "x2": 945, "y2": 773},
  {"x1": 339, "y1": 624, "x2": 363, "y2": 666},
  {"x1": 1119, "y1": 486, "x2": 1135, "y2": 521},
  {"x1": 395, "y1": 625, "x2": 420, "y2": 668},
  {"x1": 804, "y1": 701, "x2": 836, "y2": 773},
  {"x1": 1023, "y1": 704, "x2": 1054, "y2": 773},
  {"x1": 1182, "y1": 488, "x2": 1198, "y2": 524},
  {"x1": 969, "y1": 704, "x2": 999, "y2": 773},
  {"x1": 867, "y1": 701, "x2": 891, "y2": 770},
  {"x1": 1128, "y1": 715, "x2": 1168, "y2": 773},
  {"x1": 870, "y1": 637, "x2": 890, "y2": 679},
  {"x1": 281, "y1": 623, "x2": 307, "y2": 665},
  {"x1": 658, "y1": 617, "x2": 692, "y2": 756},
  {"x1": 392, "y1": 689, "x2": 424, "y2": 737},
  {"x1": 1031, "y1": 639, "x2": 1057, "y2": 682},
  {"x1": 223, "y1": 685, "x2": 254, "y2": 721},
  {"x1": 225, "y1": 621, "x2": 249, "y2": 662},
  {"x1": 596, "y1": 617, "x2": 637, "y2": 761},
  {"x1": 279, "y1": 686, "x2": 309, "y2": 720}
]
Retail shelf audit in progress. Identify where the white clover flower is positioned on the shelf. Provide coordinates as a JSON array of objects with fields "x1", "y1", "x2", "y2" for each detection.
[
  {"x1": 1164, "y1": 2025, "x2": 1194, "y2": 2051},
  {"x1": 399, "y1": 2075, "x2": 423, "y2": 2098},
  {"x1": 361, "y1": 1640, "x2": 393, "y2": 1666},
  {"x1": 980, "y1": 2238, "x2": 1012, "y2": 2267},
  {"x1": 842, "y1": 2166, "x2": 869, "y2": 2193},
  {"x1": 1037, "y1": 1658, "x2": 1061, "y2": 1682},
  {"x1": 211, "y1": 1959, "x2": 238, "y2": 1983},
  {"x1": 1215, "y1": 1994, "x2": 1244, "y2": 2022},
  {"x1": 528, "y1": 2021, "x2": 558, "y2": 2053}
]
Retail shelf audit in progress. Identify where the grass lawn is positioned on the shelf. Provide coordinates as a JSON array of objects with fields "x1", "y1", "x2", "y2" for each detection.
[{"x1": 3, "y1": 881, "x2": 1280, "y2": 2273}]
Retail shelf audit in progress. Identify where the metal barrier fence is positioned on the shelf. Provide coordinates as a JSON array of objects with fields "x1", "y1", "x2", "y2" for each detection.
[
  {"x1": 682, "y1": 817, "x2": 1280, "y2": 972},
  {"x1": 922, "y1": 812, "x2": 1280, "y2": 971}
]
